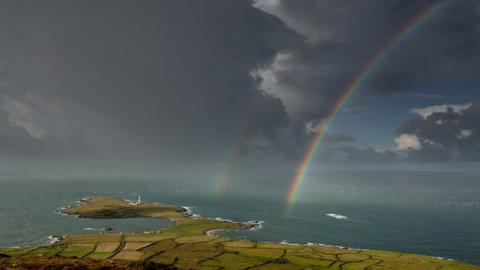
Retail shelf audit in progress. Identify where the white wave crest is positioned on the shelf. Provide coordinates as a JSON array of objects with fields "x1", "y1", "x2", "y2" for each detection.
[
  {"x1": 245, "y1": 220, "x2": 265, "y2": 230},
  {"x1": 326, "y1": 213, "x2": 348, "y2": 220},
  {"x1": 48, "y1": 235, "x2": 60, "y2": 244},
  {"x1": 214, "y1": 217, "x2": 234, "y2": 222},
  {"x1": 280, "y1": 240, "x2": 301, "y2": 246},
  {"x1": 182, "y1": 206, "x2": 201, "y2": 219},
  {"x1": 181, "y1": 207, "x2": 264, "y2": 231},
  {"x1": 182, "y1": 206, "x2": 193, "y2": 215}
]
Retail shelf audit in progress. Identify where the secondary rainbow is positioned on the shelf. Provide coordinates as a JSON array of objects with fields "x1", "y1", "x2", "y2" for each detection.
[
  {"x1": 214, "y1": 132, "x2": 244, "y2": 198},
  {"x1": 286, "y1": 1, "x2": 446, "y2": 208},
  {"x1": 214, "y1": 109, "x2": 254, "y2": 198}
]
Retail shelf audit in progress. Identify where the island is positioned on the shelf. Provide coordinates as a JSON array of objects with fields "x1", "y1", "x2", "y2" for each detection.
[{"x1": 0, "y1": 197, "x2": 478, "y2": 270}]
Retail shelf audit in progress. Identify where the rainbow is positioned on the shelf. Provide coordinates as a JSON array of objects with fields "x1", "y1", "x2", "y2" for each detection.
[
  {"x1": 214, "y1": 137, "x2": 242, "y2": 198},
  {"x1": 286, "y1": 1, "x2": 446, "y2": 208},
  {"x1": 214, "y1": 109, "x2": 253, "y2": 198}
]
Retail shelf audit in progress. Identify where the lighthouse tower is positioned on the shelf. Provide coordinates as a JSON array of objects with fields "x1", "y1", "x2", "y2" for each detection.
[{"x1": 136, "y1": 195, "x2": 142, "y2": 205}]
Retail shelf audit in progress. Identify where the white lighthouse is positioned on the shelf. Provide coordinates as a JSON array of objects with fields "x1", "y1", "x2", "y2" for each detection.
[{"x1": 136, "y1": 195, "x2": 142, "y2": 205}]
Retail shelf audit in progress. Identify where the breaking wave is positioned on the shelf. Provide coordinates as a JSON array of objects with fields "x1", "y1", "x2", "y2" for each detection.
[{"x1": 326, "y1": 213, "x2": 348, "y2": 220}]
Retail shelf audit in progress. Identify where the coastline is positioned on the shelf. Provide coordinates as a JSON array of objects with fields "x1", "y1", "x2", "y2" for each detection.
[
  {"x1": 50, "y1": 197, "x2": 479, "y2": 262},
  {"x1": 1, "y1": 196, "x2": 478, "y2": 270},
  {"x1": 205, "y1": 229, "x2": 226, "y2": 237}
]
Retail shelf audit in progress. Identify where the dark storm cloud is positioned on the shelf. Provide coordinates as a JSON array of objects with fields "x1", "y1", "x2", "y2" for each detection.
[
  {"x1": 396, "y1": 101, "x2": 480, "y2": 162},
  {"x1": 252, "y1": 0, "x2": 480, "y2": 119},
  {"x1": 0, "y1": 0, "x2": 296, "y2": 159},
  {"x1": 0, "y1": 0, "x2": 478, "y2": 163}
]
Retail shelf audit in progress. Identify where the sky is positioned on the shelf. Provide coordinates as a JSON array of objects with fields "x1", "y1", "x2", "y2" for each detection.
[{"x1": 0, "y1": 0, "x2": 479, "y2": 174}]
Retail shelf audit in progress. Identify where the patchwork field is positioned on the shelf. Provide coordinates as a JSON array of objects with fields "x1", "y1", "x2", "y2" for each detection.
[{"x1": 0, "y1": 197, "x2": 478, "y2": 270}]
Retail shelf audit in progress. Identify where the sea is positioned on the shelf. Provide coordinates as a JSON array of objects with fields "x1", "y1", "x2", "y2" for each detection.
[{"x1": 0, "y1": 170, "x2": 479, "y2": 265}]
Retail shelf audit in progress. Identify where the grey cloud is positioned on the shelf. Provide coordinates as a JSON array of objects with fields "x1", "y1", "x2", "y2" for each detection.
[
  {"x1": 0, "y1": 0, "x2": 478, "y2": 164},
  {"x1": 396, "y1": 101, "x2": 480, "y2": 162},
  {"x1": 252, "y1": 0, "x2": 480, "y2": 120},
  {"x1": 318, "y1": 101, "x2": 480, "y2": 163},
  {"x1": 0, "y1": 108, "x2": 46, "y2": 156},
  {"x1": 410, "y1": 103, "x2": 472, "y2": 119},
  {"x1": 310, "y1": 100, "x2": 480, "y2": 163},
  {"x1": 0, "y1": 0, "x2": 295, "y2": 160}
]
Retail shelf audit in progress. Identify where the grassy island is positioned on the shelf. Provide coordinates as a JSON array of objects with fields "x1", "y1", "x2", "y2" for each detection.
[{"x1": 0, "y1": 197, "x2": 478, "y2": 270}]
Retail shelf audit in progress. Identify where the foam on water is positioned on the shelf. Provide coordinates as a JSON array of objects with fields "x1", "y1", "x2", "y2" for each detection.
[
  {"x1": 47, "y1": 235, "x2": 60, "y2": 244},
  {"x1": 326, "y1": 213, "x2": 348, "y2": 220},
  {"x1": 245, "y1": 220, "x2": 265, "y2": 230},
  {"x1": 182, "y1": 206, "x2": 201, "y2": 218},
  {"x1": 182, "y1": 207, "x2": 264, "y2": 230}
]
